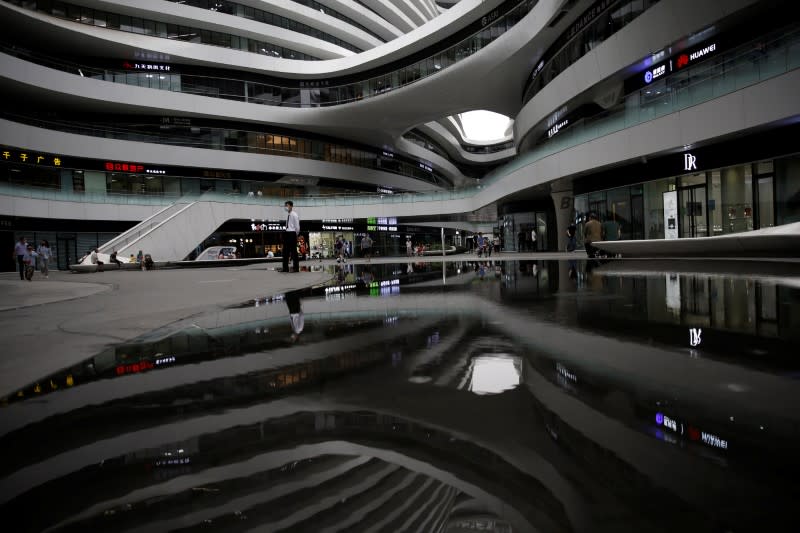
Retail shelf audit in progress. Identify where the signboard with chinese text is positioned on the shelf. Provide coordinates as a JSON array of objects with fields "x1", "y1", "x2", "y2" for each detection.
[{"x1": 1, "y1": 146, "x2": 65, "y2": 168}]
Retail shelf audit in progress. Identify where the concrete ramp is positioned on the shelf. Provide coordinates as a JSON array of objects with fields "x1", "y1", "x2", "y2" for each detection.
[{"x1": 596, "y1": 222, "x2": 800, "y2": 258}]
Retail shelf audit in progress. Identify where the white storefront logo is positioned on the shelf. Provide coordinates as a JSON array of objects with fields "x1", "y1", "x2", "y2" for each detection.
[{"x1": 684, "y1": 153, "x2": 697, "y2": 171}]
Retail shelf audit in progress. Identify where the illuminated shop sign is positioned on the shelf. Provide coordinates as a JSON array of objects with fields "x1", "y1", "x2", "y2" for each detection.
[
  {"x1": 367, "y1": 217, "x2": 398, "y2": 232},
  {"x1": 644, "y1": 63, "x2": 667, "y2": 84},
  {"x1": 419, "y1": 163, "x2": 433, "y2": 172},
  {"x1": 547, "y1": 105, "x2": 569, "y2": 138},
  {"x1": 104, "y1": 161, "x2": 167, "y2": 174},
  {"x1": 298, "y1": 79, "x2": 330, "y2": 88},
  {"x1": 105, "y1": 162, "x2": 144, "y2": 172},
  {"x1": 116, "y1": 360, "x2": 154, "y2": 376},
  {"x1": 548, "y1": 119, "x2": 569, "y2": 138},
  {"x1": 655, "y1": 411, "x2": 729, "y2": 450},
  {"x1": 1, "y1": 147, "x2": 63, "y2": 166},
  {"x1": 530, "y1": 59, "x2": 544, "y2": 81},
  {"x1": 122, "y1": 61, "x2": 172, "y2": 71},
  {"x1": 683, "y1": 152, "x2": 698, "y2": 171},
  {"x1": 322, "y1": 224, "x2": 354, "y2": 230},
  {"x1": 381, "y1": 151, "x2": 394, "y2": 158},
  {"x1": 322, "y1": 218, "x2": 354, "y2": 231},
  {"x1": 376, "y1": 187, "x2": 394, "y2": 194},
  {"x1": 628, "y1": 40, "x2": 720, "y2": 92},
  {"x1": 681, "y1": 42, "x2": 718, "y2": 66},
  {"x1": 251, "y1": 222, "x2": 286, "y2": 231}
]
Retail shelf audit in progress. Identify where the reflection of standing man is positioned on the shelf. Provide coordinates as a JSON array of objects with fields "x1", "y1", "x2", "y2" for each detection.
[
  {"x1": 285, "y1": 291, "x2": 304, "y2": 342},
  {"x1": 282, "y1": 200, "x2": 300, "y2": 273}
]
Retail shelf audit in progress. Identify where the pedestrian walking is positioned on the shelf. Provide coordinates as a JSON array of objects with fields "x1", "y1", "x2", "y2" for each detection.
[
  {"x1": 36, "y1": 240, "x2": 52, "y2": 277},
  {"x1": 13, "y1": 236, "x2": 27, "y2": 280},
  {"x1": 361, "y1": 234, "x2": 373, "y2": 262},
  {"x1": 23, "y1": 244, "x2": 39, "y2": 281}
]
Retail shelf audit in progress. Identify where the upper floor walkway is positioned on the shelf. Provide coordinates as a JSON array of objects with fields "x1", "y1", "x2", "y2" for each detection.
[{"x1": 2, "y1": 47, "x2": 798, "y2": 259}]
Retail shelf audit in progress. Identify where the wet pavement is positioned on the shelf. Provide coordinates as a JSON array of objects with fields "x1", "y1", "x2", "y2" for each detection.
[{"x1": 1, "y1": 259, "x2": 799, "y2": 532}]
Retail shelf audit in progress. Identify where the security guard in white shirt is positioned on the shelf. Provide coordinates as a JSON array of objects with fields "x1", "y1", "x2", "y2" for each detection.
[{"x1": 282, "y1": 200, "x2": 300, "y2": 272}]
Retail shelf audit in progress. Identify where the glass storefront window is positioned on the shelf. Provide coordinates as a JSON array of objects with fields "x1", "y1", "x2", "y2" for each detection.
[
  {"x1": 573, "y1": 194, "x2": 588, "y2": 244},
  {"x1": 758, "y1": 176, "x2": 775, "y2": 228},
  {"x1": 643, "y1": 178, "x2": 672, "y2": 239},
  {"x1": 588, "y1": 191, "x2": 606, "y2": 220},
  {"x1": 708, "y1": 165, "x2": 753, "y2": 235},
  {"x1": 605, "y1": 187, "x2": 630, "y2": 240},
  {"x1": 775, "y1": 155, "x2": 800, "y2": 225}
]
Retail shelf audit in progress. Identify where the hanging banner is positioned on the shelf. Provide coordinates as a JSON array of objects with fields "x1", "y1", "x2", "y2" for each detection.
[{"x1": 663, "y1": 190, "x2": 678, "y2": 239}]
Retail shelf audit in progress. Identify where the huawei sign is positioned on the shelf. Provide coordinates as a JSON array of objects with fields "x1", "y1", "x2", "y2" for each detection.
[{"x1": 676, "y1": 54, "x2": 690, "y2": 69}]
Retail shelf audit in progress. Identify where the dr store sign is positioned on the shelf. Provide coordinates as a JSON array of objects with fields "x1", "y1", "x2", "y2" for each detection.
[{"x1": 682, "y1": 152, "x2": 698, "y2": 172}]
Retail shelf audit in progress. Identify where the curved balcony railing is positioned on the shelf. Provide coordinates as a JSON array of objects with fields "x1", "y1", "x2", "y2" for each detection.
[
  {"x1": 0, "y1": 113, "x2": 451, "y2": 187},
  {"x1": 461, "y1": 140, "x2": 515, "y2": 154},
  {"x1": 404, "y1": 129, "x2": 514, "y2": 159},
  {"x1": 515, "y1": 24, "x2": 800, "y2": 163},
  {"x1": 288, "y1": 0, "x2": 387, "y2": 43},
  {"x1": 5, "y1": 0, "x2": 320, "y2": 60},
  {"x1": 163, "y1": 0, "x2": 363, "y2": 53},
  {"x1": 521, "y1": 0, "x2": 660, "y2": 106},
  {"x1": 1, "y1": 0, "x2": 538, "y2": 107},
  {"x1": 3, "y1": 24, "x2": 796, "y2": 209}
]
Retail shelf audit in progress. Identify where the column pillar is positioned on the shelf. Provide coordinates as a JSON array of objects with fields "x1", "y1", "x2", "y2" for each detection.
[{"x1": 550, "y1": 188, "x2": 573, "y2": 252}]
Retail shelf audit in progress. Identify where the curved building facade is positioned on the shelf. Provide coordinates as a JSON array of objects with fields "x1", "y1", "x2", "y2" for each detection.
[{"x1": 0, "y1": 0, "x2": 798, "y2": 265}]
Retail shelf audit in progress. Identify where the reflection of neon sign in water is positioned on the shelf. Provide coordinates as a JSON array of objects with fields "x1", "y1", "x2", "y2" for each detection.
[
  {"x1": 689, "y1": 328, "x2": 703, "y2": 347},
  {"x1": 655, "y1": 412, "x2": 678, "y2": 432},
  {"x1": 556, "y1": 362, "x2": 577, "y2": 383},
  {"x1": 701, "y1": 431, "x2": 728, "y2": 449},
  {"x1": 656, "y1": 411, "x2": 728, "y2": 450}
]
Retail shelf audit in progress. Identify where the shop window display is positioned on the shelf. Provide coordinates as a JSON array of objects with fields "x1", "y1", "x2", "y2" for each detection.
[{"x1": 708, "y1": 165, "x2": 753, "y2": 236}]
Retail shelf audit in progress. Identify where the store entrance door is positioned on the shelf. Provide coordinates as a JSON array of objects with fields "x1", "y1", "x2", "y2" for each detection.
[
  {"x1": 679, "y1": 185, "x2": 708, "y2": 238},
  {"x1": 57, "y1": 236, "x2": 77, "y2": 270}
]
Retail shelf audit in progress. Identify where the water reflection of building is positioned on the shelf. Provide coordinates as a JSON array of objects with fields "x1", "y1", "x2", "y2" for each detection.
[
  {"x1": 581, "y1": 270, "x2": 800, "y2": 350},
  {"x1": 4, "y1": 290, "x2": 800, "y2": 532}
]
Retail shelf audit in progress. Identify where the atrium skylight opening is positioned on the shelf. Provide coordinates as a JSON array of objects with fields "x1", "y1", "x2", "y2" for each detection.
[{"x1": 458, "y1": 110, "x2": 512, "y2": 144}]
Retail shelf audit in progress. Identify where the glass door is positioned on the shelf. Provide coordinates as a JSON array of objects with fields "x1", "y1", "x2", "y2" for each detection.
[
  {"x1": 757, "y1": 176, "x2": 775, "y2": 229},
  {"x1": 535, "y1": 212, "x2": 548, "y2": 251},
  {"x1": 679, "y1": 185, "x2": 708, "y2": 238},
  {"x1": 56, "y1": 236, "x2": 77, "y2": 270}
]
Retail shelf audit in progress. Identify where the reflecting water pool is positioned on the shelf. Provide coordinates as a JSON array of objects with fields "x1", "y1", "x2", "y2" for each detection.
[{"x1": 2, "y1": 259, "x2": 799, "y2": 532}]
